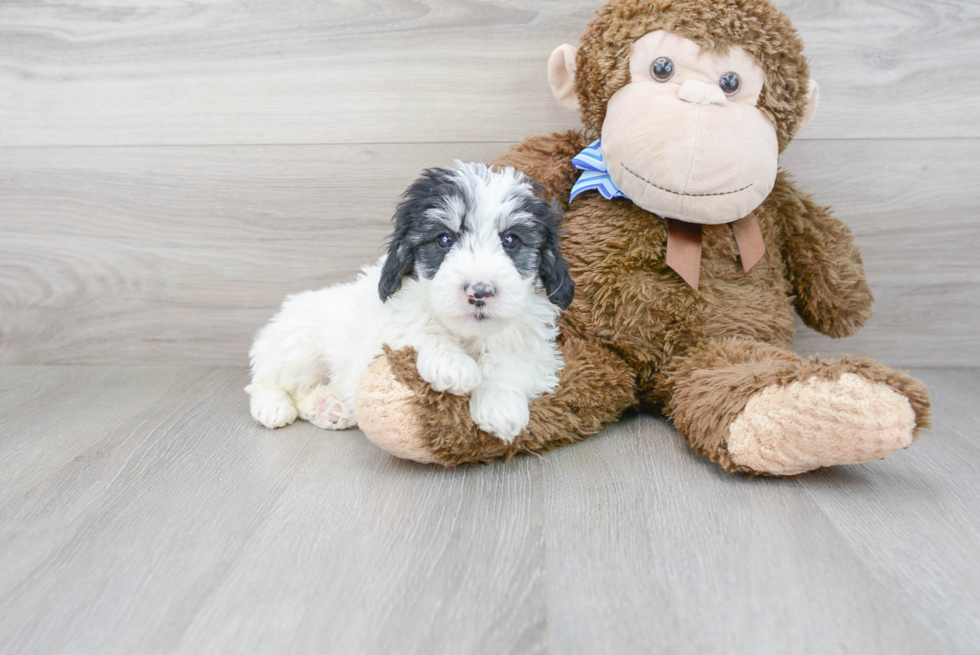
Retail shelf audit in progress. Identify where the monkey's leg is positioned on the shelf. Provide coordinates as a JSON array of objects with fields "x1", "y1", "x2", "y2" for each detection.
[
  {"x1": 355, "y1": 334, "x2": 637, "y2": 466},
  {"x1": 663, "y1": 337, "x2": 931, "y2": 475}
]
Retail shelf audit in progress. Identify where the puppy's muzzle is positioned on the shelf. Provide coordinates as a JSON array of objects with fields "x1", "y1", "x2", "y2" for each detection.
[{"x1": 467, "y1": 282, "x2": 495, "y2": 307}]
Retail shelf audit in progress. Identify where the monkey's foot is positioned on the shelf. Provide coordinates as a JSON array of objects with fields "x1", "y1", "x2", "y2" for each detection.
[
  {"x1": 666, "y1": 338, "x2": 931, "y2": 476},
  {"x1": 727, "y1": 372, "x2": 916, "y2": 476}
]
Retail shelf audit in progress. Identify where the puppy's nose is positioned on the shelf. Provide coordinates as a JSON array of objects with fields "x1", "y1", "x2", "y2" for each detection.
[{"x1": 468, "y1": 282, "x2": 494, "y2": 299}]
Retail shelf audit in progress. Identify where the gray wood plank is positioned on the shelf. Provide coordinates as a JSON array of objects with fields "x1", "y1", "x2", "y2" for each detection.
[
  {"x1": 783, "y1": 140, "x2": 980, "y2": 366},
  {"x1": 0, "y1": 0, "x2": 976, "y2": 146},
  {"x1": 171, "y1": 444, "x2": 546, "y2": 655},
  {"x1": 539, "y1": 415, "x2": 940, "y2": 655},
  {"x1": 0, "y1": 142, "x2": 509, "y2": 365},
  {"x1": 2, "y1": 139, "x2": 976, "y2": 366},
  {"x1": 795, "y1": 368, "x2": 980, "y2": 655},
  {"x1": 0, "y1": 366, "x2": 546, "y2": 655},
  {"x1": 0, "y1": 366, "x2": 215, "y2": 508},
  {"x1": 0, "y1": 365, "x2": 978, "y2": 653}
]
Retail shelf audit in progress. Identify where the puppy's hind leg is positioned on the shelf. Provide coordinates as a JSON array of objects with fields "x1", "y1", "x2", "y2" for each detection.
[
  {"x1": 247, "y1": 289, "x2": 329, "y2": 429},
  {"x1": 295, "y1": 385, "x2": 356, "y2": 430}
]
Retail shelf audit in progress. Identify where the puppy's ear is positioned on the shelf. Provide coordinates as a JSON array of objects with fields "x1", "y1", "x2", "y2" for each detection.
[
  {"x1": 378, "y1": 237, "x2": 414, "y2": 302},
  {"x1": 379, "y1": 167, "x2": 455, "y2": 301},
  {"x1": 379, "y1": 190, "x2": 417, "y2": 302},
  {"x1": 538, "y1": 200, "x2": 575, "y2": 311}
]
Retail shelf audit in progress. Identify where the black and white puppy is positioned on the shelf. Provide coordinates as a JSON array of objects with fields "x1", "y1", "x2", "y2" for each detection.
[{"x1": 247, "y1": 161, "x2": 574, "y2": 442}]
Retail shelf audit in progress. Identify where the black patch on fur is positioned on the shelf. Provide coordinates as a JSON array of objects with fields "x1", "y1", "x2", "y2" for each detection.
[
  {"x1": 507, "y1": 192, "x2": 575, "y2": 310},
  {"x1": 502, "y1": 236, "x2": 542, "y2": 279},
  {"x1": 379, "y1": 168, "x2": 462, "y2": 301},
  {"x1": 380, "y1": 166, "x2": 574, "y2": 311},
  {"x1": 413, "y1": 239, "x2": 450, "y2": 280}
]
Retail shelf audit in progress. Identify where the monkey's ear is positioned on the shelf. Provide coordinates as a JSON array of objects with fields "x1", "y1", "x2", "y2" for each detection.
[
  {"x1": 798, "y1": 79, "x2": 820, "y2": 132},
  {"x1": 548, "y1": 44, "x2": 580, "y2": 111}
]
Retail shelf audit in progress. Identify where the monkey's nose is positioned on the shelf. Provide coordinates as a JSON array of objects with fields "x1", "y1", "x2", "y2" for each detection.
[
  {"x1": 468, "y1": 282, "x2": 495, "y2": 299},
  {"x1": 678, "y1": 79, "x2": 727, "y2": 106}
]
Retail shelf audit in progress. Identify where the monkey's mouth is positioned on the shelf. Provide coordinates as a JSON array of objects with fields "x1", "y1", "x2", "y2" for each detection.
[{"x1": 622, "y1": 164, "x2": 753, "y2": 198}]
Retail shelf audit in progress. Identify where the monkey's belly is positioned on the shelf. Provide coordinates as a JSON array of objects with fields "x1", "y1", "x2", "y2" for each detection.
[
  {"x1": 591, "y1": 274, "x2": 794, "y2": 407},
  {"x1": 561, "y1": 198, "x2": 795, "y2": 379},
  {"x1": 568, "y1": 253, "x2": 796, "y2": 375}
]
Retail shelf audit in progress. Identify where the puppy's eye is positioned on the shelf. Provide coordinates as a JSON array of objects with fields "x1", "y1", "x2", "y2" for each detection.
[
  {"x1": 719, "y1": 72, "x2": 740, "y2": 96},
  {"x1": 437, "y1": 234, "x2": 454, "y2": 248},
  {"x1": 501, "y1": 234, "x2": 520, "y2": 249},
  {"x1": 651, "y1": 57, "x2": 674, "y2": 82}
]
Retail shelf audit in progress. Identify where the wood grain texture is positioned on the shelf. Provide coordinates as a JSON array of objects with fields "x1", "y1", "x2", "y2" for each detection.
[
  {"x1": 1, "y1": 365, "x2": 978, "y2": 653},
  {"x1": 0, "y1": 366, "x2": 546, "y2": 655},
  {"x1": 781, "y1": 140, "x2": 980, "y2": 366},
  {"x1": 0, "y1": 0, "x2": 977, "y2": 147},
  {"x1": 0, "y1": 142, "x2": 509, "y2": 365},
  {"x1": 798, "y1": 367, "x2": 980, "y2": 655},
  {"x1": 540, "y1": 418, "x2": 937, "y2": 655},
  {"x1": 2, "y1": 139, "x2": 977, "y2": 366}
]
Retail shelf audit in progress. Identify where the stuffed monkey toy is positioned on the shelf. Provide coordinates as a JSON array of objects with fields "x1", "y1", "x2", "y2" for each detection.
[{"x1": 355, "y1": 0, "x2": 931, "y2": 475}]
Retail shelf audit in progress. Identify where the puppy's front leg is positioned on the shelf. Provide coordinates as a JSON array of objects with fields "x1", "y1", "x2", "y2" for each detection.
[
  {"x1": 415, "y1": 341, "x2": 482, "y2": 396},
  {"x1": 469, "y1": 386, "x2": 529, "y2": 444},
  {"x1": 468, "y1": 352, "x2": 547, "y2": 443}
]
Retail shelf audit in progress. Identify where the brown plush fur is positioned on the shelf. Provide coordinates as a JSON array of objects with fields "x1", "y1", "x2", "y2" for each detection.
[
  {"x1": 356, "y1": 0, "x2": 931, "y2": 473},
  {"x1": 664, "y1": 337, "x2": 931, "y2": 473},
  {"x1": 381, "y1": 332, "x2": 637, "y2": 465}
]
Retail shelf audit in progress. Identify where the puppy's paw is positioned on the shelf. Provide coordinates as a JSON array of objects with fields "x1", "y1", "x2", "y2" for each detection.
[
  {"x1": 249, "y1": 389, "x2": 298, "y2": 428},
  {"x1": 469, "y1": 388, "x2": 530, "y2": 443},
  {"x1": 297, "y1": 387, "x2": 356, "y2": 430},
  {"x1": 417, "y1": 349, "x2": 482, "y2": 396},
  {"x1": 310, "y1": 397, "x2": 356, "y2": 430}
]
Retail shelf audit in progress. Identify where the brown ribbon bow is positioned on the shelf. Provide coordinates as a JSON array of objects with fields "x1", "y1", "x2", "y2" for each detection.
[{"x1": 664, "y1": 212, "x2": 766, "y2": 289}]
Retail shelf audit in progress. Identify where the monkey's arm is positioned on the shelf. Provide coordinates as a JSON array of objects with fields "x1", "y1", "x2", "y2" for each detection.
[
  {"x1": 490, "y1": 130, "x2": 591, "y2": 210},
  {"x1": 775, "y1": 174, "x2": 874, "y2": 338}
]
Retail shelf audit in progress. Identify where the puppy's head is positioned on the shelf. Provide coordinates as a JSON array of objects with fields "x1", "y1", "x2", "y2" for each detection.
[{"x1": 379, "y1": 161, "x2": 574, "y2": 333}]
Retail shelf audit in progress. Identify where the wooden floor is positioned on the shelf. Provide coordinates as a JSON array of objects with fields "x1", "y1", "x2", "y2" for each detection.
[
  {"x1": 3, "y1": 1, "x2": 978, "y2": 652},
  {"x1": 0, "y1": 366, "x2": 977, "y2": 654}
]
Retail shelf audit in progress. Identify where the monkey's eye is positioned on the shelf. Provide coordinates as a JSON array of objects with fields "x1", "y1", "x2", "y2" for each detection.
[
  {"x1": 501, "y1": 234, "x2": 520, "y2": 249},
  {"x1": 650, "y1": 57, "x2": 675, "y2": 82},
  {"x1": 719, "y1": 72, "x2": 740, "y2": 96},
  {"x1": 437, "y1": 234, "x2": 454, "y2": 248}
]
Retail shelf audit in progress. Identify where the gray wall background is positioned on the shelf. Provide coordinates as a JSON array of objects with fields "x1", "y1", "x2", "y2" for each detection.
[{"x1": 1, "y1": 0, "x2": 977, "y2": 367}]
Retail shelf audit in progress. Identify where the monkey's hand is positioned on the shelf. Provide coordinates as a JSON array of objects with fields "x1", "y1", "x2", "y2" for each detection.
[
  {"x1": 776, "y1": 174, "x2": 874, "y2": 338},
  {"x1": 356, "y1": 336, "x2": 637, "y2": 466},
  {"x1": 490, "y1": 130, "x2": 592, "y2": 211}
]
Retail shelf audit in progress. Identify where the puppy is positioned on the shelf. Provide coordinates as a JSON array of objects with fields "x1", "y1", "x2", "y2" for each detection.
[{"x1": 246, "y1": 161, "x2": 574, "y2": 442}]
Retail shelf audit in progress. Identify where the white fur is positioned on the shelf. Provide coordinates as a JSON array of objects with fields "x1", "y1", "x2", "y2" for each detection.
[{"x1": 246, "y1": 163, "x2": 564, "y2": 442}]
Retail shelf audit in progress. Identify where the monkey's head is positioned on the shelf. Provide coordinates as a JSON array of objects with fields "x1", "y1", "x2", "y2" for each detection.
[{"x1": 549, "y1": 0, "x2": 818, "y2": 224}]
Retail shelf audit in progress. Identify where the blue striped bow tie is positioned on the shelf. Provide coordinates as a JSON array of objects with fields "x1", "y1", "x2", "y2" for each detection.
[{"x1": 569, "y1": 139, "x2": 628, "y2": 203}]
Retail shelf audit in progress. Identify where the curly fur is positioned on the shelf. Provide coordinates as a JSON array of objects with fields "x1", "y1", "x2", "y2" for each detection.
[{"x1": 247, "y1": 162, "x2": 573, "y2": 442}]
